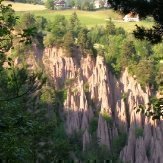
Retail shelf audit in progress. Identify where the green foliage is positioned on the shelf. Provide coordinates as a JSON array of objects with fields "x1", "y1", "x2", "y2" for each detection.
[
  {"x1": 134, "y1": 40, "x2": 152, "y2": 59},
  {"x1": 152, "y1": 42, "x2": 163, "y2": 60},
  {"x1": 82, "y1": 144, "x2": 110, "y2": 161},
  {"x1": 102, "y1": 111, "x2": 113, "y2": 125},
  {"x1": 69, "y1": 130, "x2": 83, "y2": 155},
  {"x1": 115, "y1": 27, "x2": 126, "y2": 35},
  {"x1": 87, "y1": 21, "x2": 126, "y2": 77},
  {"x1": 81, "y1": 136, "x2": 110, "y2": 161},
  {"x1": 81, "y1": 0, "x2": 94, "y2": 11},
  {"x1": 83, "y1": 82, "x2": 89, "y2": 93},
  {"x1": 88, "y1": 25, "x2": 105, "y2": 44},
  {"x1": 16, "y1": 13, "x2": 36, "y2": 30},
  {"x1": 109, "y1": 0, "x2": 163, "y2": 44},
  {"x1": 35, "y1": 16, "x2": 47, "y2": 31},
  {"x1": 120, "y1": 40, "x2": 137, "y2": 66},
  {"x1": 136, "y1": 97, "x2": 163, "y2": 120},
  {"x1": 54, "y1": 89, "x2": 67, "y2": 107},
  {"x1": 135, "y1": 128, "x2": 143, "y2": 138},
  {"x1": 45, "y1": 0, "x2": 54, "y2": 10},
  {"x1": 78, "y1": 132, "x2": 125, "y2": 162},
  {"x1": 77, "y1": 28, "x2": 89, "y2": 50},
  {"x1": 0, "y1": 1, "x2": 16, "y2": 54},
  {"x1": 15, "y1": 13, "x2": 47, "y2": 47},
  {"x1": 110, "y1": 133, "x2": 127, "y2": 162},
  {"x1": 43, "y1": 32, "x2": 55, "y2": 47},
  {"x1": 97, "y1": 46, "x2": 105, "y2": 56},
  {"x1": 52, "y1": 124, "x2": 71, "y2": 160},
  {"x1": 70, "y1": 0, "x2": 75, "y2": 7},
  {"x1": 69, "y1": 12, "x2": 81, "y2": 37},
  {"x1": 104, "y1": 35, "x2": 125, "y2": 77},
  {"x1": 0, "y1": 83, "x2": 71, "y2": 161},
  {"x1": 40, "y1": 86, "x2": 54, "y2": 103},
  {"x1": 63, "y1": 31, "x2": 75, "y2": 57},
  {"x1": 106, "y1": 19, "x2": 116, "y2": 35},
  {"x1": 88, "y1": 117, "x2": 98, "y2": 134},
  {"x1": 44, "y1": 15, "x2": 68, "y2": 46},
  {"x1": 0, "y1": 89, "x2": 56, "y2": 161},
  {"x1": 51, "y1": 14, "x2": 67, "y2": 37},
  {"x1": 77, "y1": 27, "x2": 95, "y2": 56},
  {"x1": 156, "y1": 63, "x2": 163, "y2": 95},
  {"x1": 44, "y1": 12, "x2": 80, "y2": 48},
  {"x1": 0, "y1": 1, "x2": 71, "y2": 161},
  {"x1": 134, "y1": 60, "x2": 156, "y2": 87}
]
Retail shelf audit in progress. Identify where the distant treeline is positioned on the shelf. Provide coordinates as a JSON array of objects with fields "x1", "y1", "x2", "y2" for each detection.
[{"x1": 13, "y1": 0, "x2": 43, "y2": 4}]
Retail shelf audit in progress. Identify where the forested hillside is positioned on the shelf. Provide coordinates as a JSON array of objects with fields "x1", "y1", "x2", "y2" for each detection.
[{"x1": 0, "y1": 0, "x2": 162, "y2": 162}]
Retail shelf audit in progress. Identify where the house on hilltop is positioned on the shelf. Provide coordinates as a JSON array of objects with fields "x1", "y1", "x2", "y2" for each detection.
[
  {"x1": 54, "y1": 0, "x2": 66, "y2": 10},
  {"x1": 123, "y1": 12, "x2": 140, "y2": 22}
]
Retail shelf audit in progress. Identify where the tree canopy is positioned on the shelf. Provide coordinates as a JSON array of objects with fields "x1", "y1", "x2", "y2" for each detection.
[
  {"x1": 0, "y1": 1, "x2": 71, "y2": 161},
  {"x1": 108, "y1": 0, "x2": 163, "y2": 43}
]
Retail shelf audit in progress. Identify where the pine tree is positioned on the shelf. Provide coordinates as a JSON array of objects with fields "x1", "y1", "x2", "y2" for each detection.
[
  {"x1": 105, "y1": 19, "x2": 116, "y2": 35},
  {"x1": 63, "y1": 31, "x2": 74, "y2": 56},
  {"x1": 69, "y1": 12, "x2": 81, "y2": 37}
]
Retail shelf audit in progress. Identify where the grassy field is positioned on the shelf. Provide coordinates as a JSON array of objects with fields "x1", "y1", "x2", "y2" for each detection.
[
  {"x1": 17, "y1": 9, "x2": 154, "y2": 33},
  {"x1": 3, "y1": 1, "x2": 154, "y2": 33},
  {"x1": 2, "y1": 1, "x2": 46, "y2": 11}
]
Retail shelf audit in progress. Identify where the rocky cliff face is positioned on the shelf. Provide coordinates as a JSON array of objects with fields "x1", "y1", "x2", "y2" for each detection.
[{"x1": 43, "y1": 47, "x2": 163, "y2": 162}]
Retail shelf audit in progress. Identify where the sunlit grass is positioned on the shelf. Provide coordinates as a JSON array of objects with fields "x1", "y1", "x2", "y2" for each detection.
[
  {"x1": 113, "y1": 20, "x2": 154, "y2": 33},
  {"x1": 16, "y1": 9, "x2": 154, "y2": 32},
  {"x1": 2, "y1": 1, "x2": 46, "y2": 11},
  {"x1": 3, "y1": 1, "x2": 154, "y2": 33}
]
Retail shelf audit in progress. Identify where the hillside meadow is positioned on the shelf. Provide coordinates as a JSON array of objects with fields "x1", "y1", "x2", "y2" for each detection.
[
  {"x1": 2, "y1": 1, "x2": 46, "y2": 11},
  {"x1": 3, "y1": 1, "x2": 154, "y2": 33}
]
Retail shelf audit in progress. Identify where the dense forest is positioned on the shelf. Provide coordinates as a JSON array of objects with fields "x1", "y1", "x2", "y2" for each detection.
[{"x1": 0, "y1": 0, "x2": 163, "y2": 162}]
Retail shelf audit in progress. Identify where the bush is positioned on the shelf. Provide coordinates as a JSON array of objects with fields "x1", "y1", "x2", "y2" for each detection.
[
  {"x1": 89, "y1": 117, "x2": 98, "y2": 134},
  {"x1": 135, "y1": 128, "x2": 143, "y2": 138},
  {"x1": 69, "y1": 130, "x2": 83, "y2": 153},
  {"x1": 102, "y1": 111, "x2": 113, "y2": 126},
  {"x1": 81, "y1": 136, "x2": 110, "y2": 161},
  {"x1": 134, "y1": 59, "x2": 156, "y2": 87},
  {"x1": 45, "y1": 0, "x2": 54, "y2": 10},
  {"x1": 63, "y1": 31, "x2": 75, "y2": 57},
  {"x1": 84, "y1": 82, "x2": 89, "y2": 93},
  {"x1": 110, "y1": 133, "x2": 127, "y2": 162}
]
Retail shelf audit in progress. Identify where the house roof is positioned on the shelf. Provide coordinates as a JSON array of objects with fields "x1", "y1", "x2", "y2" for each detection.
[
  {"x1": 54, "y1": 0, "x2": 66, "y2": 5},
  {"x1": 125, "y1": 12, "x2": 139, "y2": 18}
]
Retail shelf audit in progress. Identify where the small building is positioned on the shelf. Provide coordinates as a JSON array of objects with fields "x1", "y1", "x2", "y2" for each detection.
[
  {"x1": 54, "y1": 0, "x2": 66, "y2": 10},
  {"x1": 94, "y1": 0, "x2": 110, "y2": 9},
  {"x1": 123, "y1": 12, "x2": 139, "y2": 22}
]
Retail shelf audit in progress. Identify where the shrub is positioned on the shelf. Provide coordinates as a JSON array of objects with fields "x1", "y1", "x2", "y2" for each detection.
[
  {"x1": 110, "y1": 133, "x2": 127, "y2": 162},
  {"x1": 83, "y1": 82, "x2": 89, "y2": 93},
  {"x1": 135, "y1": 59, "x2": 156, "y2": 87},
  {"x1": 102, "y1": 111, "x2": 113, "y2": 126},
  {"x1": 89, "y1": 117, "x2": 98, "y2": 134},
  {"x1": 135, "y1": 128, "x2": 144, "y2": 138},
  {"x1": 81, "y1": 136, "x2": 110, "y2": 161}
]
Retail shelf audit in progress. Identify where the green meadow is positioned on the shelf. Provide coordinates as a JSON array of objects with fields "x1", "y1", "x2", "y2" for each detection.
[
  {"x1": 16, "y1": 9, "x2": 154, "y2": 33},
  {"x1": 2, "y1": 1, "x2": 153, "y2": 33}
]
